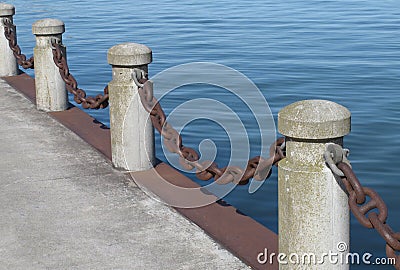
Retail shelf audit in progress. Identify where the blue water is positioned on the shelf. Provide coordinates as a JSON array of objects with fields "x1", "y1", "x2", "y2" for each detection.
[{"x1": 8, "y1": 0, "x2": 400, "y2": 268}]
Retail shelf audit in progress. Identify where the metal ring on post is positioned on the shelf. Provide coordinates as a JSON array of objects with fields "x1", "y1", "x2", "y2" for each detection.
[
  {"x1": 49, "y1": 37, "x2": 61, "y2": 50},
  {"x1": 132, "y1": 69, "x2": 145, "y2": 88},
  {"x1": 132, "y1": 68, "x2": 148, "y2": 87}
]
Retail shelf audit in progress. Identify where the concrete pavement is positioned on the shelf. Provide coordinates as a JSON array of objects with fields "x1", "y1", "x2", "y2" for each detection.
[{"x1": 0, "y1": 78, "x2": 249, "y2": 270}]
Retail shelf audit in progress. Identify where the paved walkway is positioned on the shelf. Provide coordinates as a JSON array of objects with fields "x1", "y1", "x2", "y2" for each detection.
[{"x1": 0, "y1": 79, "x2": 248, "y2": 270}]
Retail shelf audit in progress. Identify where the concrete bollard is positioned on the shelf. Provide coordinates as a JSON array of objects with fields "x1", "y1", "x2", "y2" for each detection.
[
  {"x1": 107, "y1": 43, "x2": 155, "y2": 171},
  {"x1": 0, "y1": 3, "x2": 18, "y2": 76},
  {"x1": 278, "y1": 100, "x2": 351, "y2": 269},
  {"x1": 32, "y1": 18, "x2": 68, "y2": 111}
]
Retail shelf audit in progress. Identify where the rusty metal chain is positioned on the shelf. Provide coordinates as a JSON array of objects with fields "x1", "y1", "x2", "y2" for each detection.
[
  {"x1": 50, "y1": 40, "x2": 108, "y2": 109},
  {"x1": 2, "y1": 18, "x2": 34, "y2": 69},
  {"x1": 133, "y1": 69, "x2": 285, "y2": 185},
  {"x1": 325, "y1": 144, "x2": 400, "y2": 269}
]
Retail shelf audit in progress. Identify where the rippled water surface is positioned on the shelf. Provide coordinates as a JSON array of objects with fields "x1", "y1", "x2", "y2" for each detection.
[{"x1": 8, "y1": 0, "x2": 400, "y2": 268}]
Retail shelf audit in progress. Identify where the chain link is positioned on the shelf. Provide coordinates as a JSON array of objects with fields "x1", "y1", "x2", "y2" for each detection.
[
  {"x1": 325, "y1": 144, "x2": 400, "y2": 269},
  {"x1": 50, "y1": 40, "x2": 109, "y2": 109},
  {"x1": 134, "y1": 70, "x2": 285, "y2": 185},
  {"x1": 2, "y1": 18, "x2": 34, "y2": 69}
]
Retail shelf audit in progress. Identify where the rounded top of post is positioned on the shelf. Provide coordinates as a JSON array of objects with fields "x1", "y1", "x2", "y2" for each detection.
[
  {"x1": 278, "y1": 99, "x2": 351, "y2": 139},
  {"x1": 108, "y1": 43, "x2": 152, "y2": 66},
  {"x1": 0, "y1": 3, "x2": 15, "y2": 16},
  {"x1": 32, "y1": 18, "x2": 65, "y2": 35}
]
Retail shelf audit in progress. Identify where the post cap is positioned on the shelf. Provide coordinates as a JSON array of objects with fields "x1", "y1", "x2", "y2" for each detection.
[
  {"x1": 32, "y1": 18, "x2": 65, "y2": 35},
  {"x1": 278, "y1": 99, "x2": 351, "y2": 139},
  {"x1": 0, "y1": 3, "x2": 15, "y2": 16},
  {"x1": 108, "y1": 43, "x2": 152, "y2": 67}
]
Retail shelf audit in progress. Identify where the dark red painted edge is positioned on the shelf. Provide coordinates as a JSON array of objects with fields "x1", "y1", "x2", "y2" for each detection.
[{"x1": 2, "y1": 73, "x2": 278, "y2": 270}]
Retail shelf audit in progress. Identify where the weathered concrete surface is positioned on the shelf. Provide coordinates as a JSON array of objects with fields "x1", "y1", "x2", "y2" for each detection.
[
  {"x1": 0, "y1": 3, "x2": 18, "y2": 77},
  {"x1": 0, "y1": 78, "x2": 248, "y2": 270},
  {"x1": 32, "y1": 18, "x2": 68, "y2": 112},
  {"x1": 278, "y1": 99, "x2": 351, "y2": 139},
  {"x1": 108, "y1": 43, "x2": 155, "y2": 171},
  {"x1": 278, "y1": 100, "x2": 351, "y2": 270}
]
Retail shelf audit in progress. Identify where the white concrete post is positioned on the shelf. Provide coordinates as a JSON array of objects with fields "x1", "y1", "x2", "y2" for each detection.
[
  {"x1": 32, "y1": 18, "x2": 68, "y2": 111},
  {"x1": 107, "y1": 43, "x2": 155, "y2": 171},
  {"x1": 278, "y1": 100, "x2": 351, "y2": 269},
  {"x1": 0, "y1": 3, "x2": 18, "y2": 76}
]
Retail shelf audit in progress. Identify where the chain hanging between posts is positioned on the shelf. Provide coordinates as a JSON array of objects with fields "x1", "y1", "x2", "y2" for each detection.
[
  {"x1": 2, "y1": 18, "x2": 34, "y2": 69},
  {"x1": 50, "y1": 40, "x2": 109, "y2": 109},
  {"x1": 133, "y1": 69, "x2": 286, "y2": 185},
  {"x1": 325, "y1": 144, "x2": 400, "y2": 269}
]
